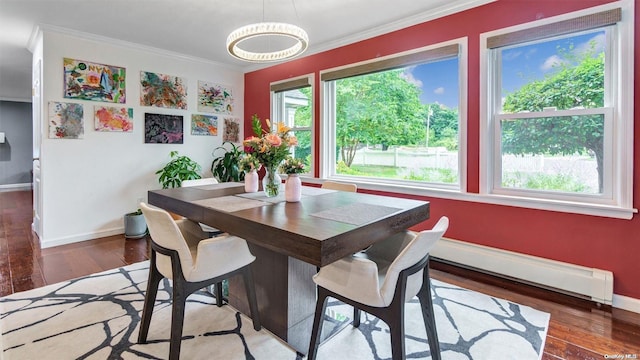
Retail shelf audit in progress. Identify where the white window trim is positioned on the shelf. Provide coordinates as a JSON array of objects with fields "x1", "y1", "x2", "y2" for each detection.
[
  {"x1": 270, "y1": 73, "x2": 315, "y2": 176},
  {"x1": 319, "y1": 37, "x2": 468, "y2": 191},
  {"x1": 479, "y1": 0, "x2": 636, "y2": 219}
]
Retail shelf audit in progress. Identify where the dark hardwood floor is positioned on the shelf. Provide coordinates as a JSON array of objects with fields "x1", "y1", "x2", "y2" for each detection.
[{"x1": 1, "y1": 190, "x2": 639, "y2": 359}]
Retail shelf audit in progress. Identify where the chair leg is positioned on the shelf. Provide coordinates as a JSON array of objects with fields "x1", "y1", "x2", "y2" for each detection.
[
  {"x1": 307, "y1": 287, "x2": 330, "y2": 360},
  {"x1": 215, "y1": 282, "x2": 224, "y2": 307},
  {"x1": 417, "y1": 280, "x2": 441, "y2": 360},
  {"x1": 353, "y1": 307, "x2": 361, "y2": 327},
  {"x1": 242, "y1": 266, "x2": 261, "y2": 331},
  {"x1": 168, "y1": 280, "x2": 187, "y2": 360},
  {"x1": 387, "y1": 303, "x2": 406, "y2": 360},
  {"x1": 138, "y1": 254, "x2": 162, "y2": 343}
]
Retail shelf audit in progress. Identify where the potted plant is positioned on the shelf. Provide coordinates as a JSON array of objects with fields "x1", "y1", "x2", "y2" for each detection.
[
  {"x1": 124, "y1": 208, "x2": 147, "y2": 239},
  {"x1": 156, "y1": 150, "x2": 202, "y2": 189},
  {"x1": 280, "y1": 157, "x2": 306, "y2": 202},
  {"x1": 211, "y1": 141, "x2": 245, "y2": 182},
  {"x1": 239, "y1": 153, "x2": 261, "y2": 192}
]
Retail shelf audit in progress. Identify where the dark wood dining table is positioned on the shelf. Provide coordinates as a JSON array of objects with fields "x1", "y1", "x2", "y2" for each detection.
[{"x1": 148, "y1": 182, "x2": 430, "y2": 353}]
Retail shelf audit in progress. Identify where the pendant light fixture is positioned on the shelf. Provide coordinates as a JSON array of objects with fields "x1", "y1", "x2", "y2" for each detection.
[{"x1": 226, "y1": 1, "x2": 308, "y2": 62}]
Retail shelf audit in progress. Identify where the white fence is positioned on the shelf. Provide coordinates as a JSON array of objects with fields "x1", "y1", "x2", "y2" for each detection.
[{"x1": 348, "y1": 147, "x2": 598, "y2": 192}]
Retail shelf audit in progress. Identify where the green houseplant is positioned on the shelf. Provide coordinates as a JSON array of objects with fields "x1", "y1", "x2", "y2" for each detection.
[
  {"x1": 211, "y1": 141, "x2": 245, "y2": 182},
  {"x1": 156, "y1": 150, "x2": 202, "y2": 189}
]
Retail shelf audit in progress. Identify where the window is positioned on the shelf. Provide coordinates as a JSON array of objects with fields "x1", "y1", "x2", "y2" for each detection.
[
  {"x1": 321, "y1": 40, "x2": 466, "y2": 190},
  {"x1": 271, "y1": 75, "x2": 313, "y2": 173},
  {"x1": 481, "y1": 2, "x2": 635, "y2": 218}
]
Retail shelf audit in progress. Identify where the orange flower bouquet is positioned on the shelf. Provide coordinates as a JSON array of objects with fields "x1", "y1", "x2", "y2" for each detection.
[{"x1": 242, "y1": 114, "x2": 297, "y2": 196}]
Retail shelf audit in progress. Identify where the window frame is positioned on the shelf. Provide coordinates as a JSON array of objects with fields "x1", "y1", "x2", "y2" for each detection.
[
  {"x1": 319, "y1": 38, "x2": 468, "y2": 192},
  {"x1": 479, "y1": 0, "x2": 635, "y2": 219},
  {"x1": 270, "y1": 74, "x2": 315, "y2": 175}
]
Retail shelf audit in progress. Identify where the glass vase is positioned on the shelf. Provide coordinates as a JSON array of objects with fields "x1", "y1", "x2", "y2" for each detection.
[{"x1": 262, "y1": 165, "x2": 282, "y2": 197}]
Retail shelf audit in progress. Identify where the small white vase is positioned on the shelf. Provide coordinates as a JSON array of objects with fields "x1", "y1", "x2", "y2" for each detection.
[
  {"x1": 244, "y1": 170, "x2": 259, "y2": 193},
  {"x1": 285, "y1": 174, "x2": 302, "y2": 202}
]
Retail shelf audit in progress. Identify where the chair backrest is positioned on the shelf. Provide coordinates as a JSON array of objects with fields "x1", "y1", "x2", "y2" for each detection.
[
  {"x1": 321, "y1": 181, "x2": 357, "y2": 192},
  {"x1": 181, "y1": 177, "x2": 218, "y2": 187},
  {"x1": 140, "y1": 202, "x2": 194, "y2": 278},
  {"x1": 379, "y1": 216, "x2": 448, "y2": 304}
]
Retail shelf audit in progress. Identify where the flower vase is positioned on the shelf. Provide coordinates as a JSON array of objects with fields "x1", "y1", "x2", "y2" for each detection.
[
  {"x1": 285, "y1": 174, "x2": 302, "y2": 202},
  {"x1": 244, "y1": 169, "x2": 259, "y2": 193},
  {"x1": 262, "y1": 166, "x2": 281, "y2": 197}
]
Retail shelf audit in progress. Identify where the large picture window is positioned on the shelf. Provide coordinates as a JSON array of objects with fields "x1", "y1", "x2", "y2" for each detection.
[
  {"x1": 481, "y1": 2, "x2": 634, "y2": 217},
  {"x1": 321, "y1": 40, "x2": 465, "y2": 190}
]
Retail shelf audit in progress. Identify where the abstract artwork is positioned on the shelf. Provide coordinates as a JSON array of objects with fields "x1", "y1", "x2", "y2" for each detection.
[
  {"x1": 94, "y1": 106, "x2": 133, "y2": 132},
  {"x1": 144, "y1": 113, "x2": 183, "y2": 144},
  {"x1": 140, "y1": 71, "x2": 187, "y2": 109},
  {"x1": 48, "y1": 101, "x2": 84, "y2": 139},
  {"x1": 191, "y1": 114, "x2": 218, "y2": 136},
  {"x1": 197, "y1": 81, "x2": 233, "y2": 113},
  {"x1": 223, "y1": 116, "x2": 240, "y2": 142},
  {"x1": 63, "y1": 58, "x2": 126, "y2": 103}
]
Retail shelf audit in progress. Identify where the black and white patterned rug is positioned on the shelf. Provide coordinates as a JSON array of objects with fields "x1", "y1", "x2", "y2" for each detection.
[{"x1": 0, "y1": 261, "x2": 549, "y2": 359}]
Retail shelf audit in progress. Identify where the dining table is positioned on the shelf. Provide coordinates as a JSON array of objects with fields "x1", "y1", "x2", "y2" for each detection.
[{"x1": 148, "y1": 182, "x2": 430, "y2": 353}]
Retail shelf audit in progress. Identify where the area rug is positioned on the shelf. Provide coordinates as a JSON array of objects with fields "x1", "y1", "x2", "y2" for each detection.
[{"x1": 0, "y1": 261, "x2": 549, "y2": 359}]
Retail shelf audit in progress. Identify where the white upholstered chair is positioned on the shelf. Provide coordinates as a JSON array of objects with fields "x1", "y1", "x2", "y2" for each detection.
[
  {"x1": 180, "y1": 177, "x2": 224, "y2": 236},
  {"x1": 137, "y1": 202, "x2": 261, "y2": 360},
  {"x1": 321, "y1": 180, "x2": 357, "y2": 192},
  {"x1": 307, "y1": 216, "x2": 449, "y2": 360}
]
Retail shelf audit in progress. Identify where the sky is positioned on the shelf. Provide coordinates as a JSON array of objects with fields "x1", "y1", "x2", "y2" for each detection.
[{"x1": 403, "y1": 29, "x2": 605, "y2": 109}]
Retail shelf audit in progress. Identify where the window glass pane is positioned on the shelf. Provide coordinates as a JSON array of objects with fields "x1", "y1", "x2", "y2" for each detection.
[
  {"x1": 500, "y1": 29, "x2": 605, "y2": 113},
  {"x1": 500, "y1": 114, "x2": 604, "y2": 194},
  {"x1": 333, "y1": 58, "x2": 459, "y2": 185},
  {"x1": 279, "y1": 87, "x2": 312, "y2": 168}
]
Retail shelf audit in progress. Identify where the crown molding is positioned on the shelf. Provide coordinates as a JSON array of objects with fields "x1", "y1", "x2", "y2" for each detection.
[
  {"x1": 36, "y1": 24, "x2": 245, "y2": 72},
  {"x1": 243, "y1": 0, "x2": 495, "y2": 73}
]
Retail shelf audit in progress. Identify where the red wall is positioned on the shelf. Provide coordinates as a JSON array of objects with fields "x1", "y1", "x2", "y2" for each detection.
[{"x1": 244, "y1": 0, "x2": 640, "y2": 300}]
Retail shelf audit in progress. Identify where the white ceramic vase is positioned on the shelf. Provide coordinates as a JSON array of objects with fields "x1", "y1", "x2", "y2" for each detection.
[
  {"x1": 244, "y1": 169, "x2": 259, "y2": 193},
  {"x1": 285, "y1": 174, "x2": 302, "y2": 202}
]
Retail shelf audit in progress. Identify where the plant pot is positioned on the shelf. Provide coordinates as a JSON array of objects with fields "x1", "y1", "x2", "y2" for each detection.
[{"x1": 124, "y1": 212, "x2": 147, "y2": 239}]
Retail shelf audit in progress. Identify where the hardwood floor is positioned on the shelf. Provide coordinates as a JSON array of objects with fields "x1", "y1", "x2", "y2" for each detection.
[{"x1": 1, "y1": 190, "x2": 639, "y2": 359}]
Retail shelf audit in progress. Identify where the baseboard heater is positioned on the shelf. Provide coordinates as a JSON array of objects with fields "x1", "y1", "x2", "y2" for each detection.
[{"x1": 430, "y1": 237, "x2": 614, "y2": 305}]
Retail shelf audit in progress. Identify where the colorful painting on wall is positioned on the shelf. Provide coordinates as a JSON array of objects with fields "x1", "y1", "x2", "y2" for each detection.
[
  {"x1": 223, "y1": 116, "x2": 240, "y2": 143},
  {"x1": 140, "y1": 71, "x2": 187, "y2": 109},
  {"x1": 63, "y1": 58, "x2": 126, "y2": 103},
  {"x1": 144, "y1": 113, "x2": 183, "y2": 144},
  {"x1": 48, "y1": 102, "x2": 84, "y2": 139},
  {"x1": 197, "y1": 81, "x2": 233, "y2": 114},
  {"x1": 94, "y1": 106, "x2": 134, "y2": 132},
  {"x1": 191, "y1": 114, "x2": 218, "y2": 136}
]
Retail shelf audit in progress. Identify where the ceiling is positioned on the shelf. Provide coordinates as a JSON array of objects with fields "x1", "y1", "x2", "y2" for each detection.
[{"x1": 0, "y1": 0, "x2": 492, "y2": 101}]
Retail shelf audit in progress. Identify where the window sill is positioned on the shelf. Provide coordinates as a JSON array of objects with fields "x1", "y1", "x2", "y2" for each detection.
[{"x1": 301, "y1": 176, "x2": 637, "y2": 220}]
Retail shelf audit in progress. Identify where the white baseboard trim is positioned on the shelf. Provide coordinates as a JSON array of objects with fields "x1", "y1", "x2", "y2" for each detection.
[
  {"x1": 0, "y1": 183, "x2": 32, "y2": 192},
  {"x1": 431, "y1": 237, "x2": 615, "y2": 305},
  {"x1": 40, "y1": 227, "x2": 125, "y2": 248},
  {"x1": 612, "y1": 294, "x2": 640, "y2": 314}
]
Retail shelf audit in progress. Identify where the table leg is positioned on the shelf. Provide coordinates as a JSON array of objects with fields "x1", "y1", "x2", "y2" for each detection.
[{"x1": 228, "y1": 242, "x2": 317, "y2": 354}]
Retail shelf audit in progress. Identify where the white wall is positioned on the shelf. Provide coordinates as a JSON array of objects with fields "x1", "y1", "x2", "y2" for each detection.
[{"x1": 38, "y1": 29, "x2": 244, "y2": 247}]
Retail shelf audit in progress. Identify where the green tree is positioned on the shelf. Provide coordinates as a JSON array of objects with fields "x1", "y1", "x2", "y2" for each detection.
[
  {"x1": 336, "y1": 69, "x2": 426, "y2": 166},
  {"x1": 501, "y1": 44, "x2": 605, "y2": 192},
  {"x1": 293, "y1": 87, "x2": 312, "y2": 165},
  {"x1": 427, "y1": 104, "x2": 459, "y2": 150}
]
